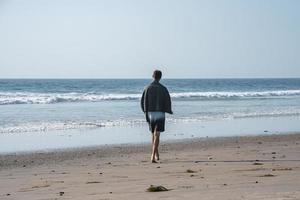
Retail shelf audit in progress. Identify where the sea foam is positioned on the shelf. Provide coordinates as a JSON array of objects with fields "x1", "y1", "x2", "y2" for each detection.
[
  {"x1": 1, "y1": 108, "x2": 300, "y2": 134},
  {"x1": 1, "y1": 90, "x2": 300, "y2": 105}
]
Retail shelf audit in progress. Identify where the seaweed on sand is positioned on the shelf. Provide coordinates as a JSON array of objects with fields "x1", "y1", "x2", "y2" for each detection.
[
  {"x1": 186, "y1": 169, "x2": 196, "y2": 173},
  {"x1": 146, "y1": 185, "x2": 169, "y2": 192}
]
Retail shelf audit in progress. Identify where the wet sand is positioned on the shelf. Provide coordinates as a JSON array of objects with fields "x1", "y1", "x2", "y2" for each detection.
[{"x1": 1, "y1": 133, "x2": 300, "y2": 200}]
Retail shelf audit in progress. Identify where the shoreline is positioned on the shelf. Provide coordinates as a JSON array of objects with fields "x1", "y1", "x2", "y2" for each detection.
[
  {"x1": 1, "y1": 132, "x2": 299, "y2": 169},
  {"x1": 1, "y1": 115, "x2": 300, "y2": 154}
]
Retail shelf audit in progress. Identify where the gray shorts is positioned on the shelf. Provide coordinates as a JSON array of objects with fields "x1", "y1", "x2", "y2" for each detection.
[{"x1": 147, "y1": 111, "x2": 165, "y2": 132}]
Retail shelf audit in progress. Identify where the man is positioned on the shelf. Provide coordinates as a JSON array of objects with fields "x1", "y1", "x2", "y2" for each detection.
[{"x1": 141, "y1": 70, "x2": 173, "y2": 163}]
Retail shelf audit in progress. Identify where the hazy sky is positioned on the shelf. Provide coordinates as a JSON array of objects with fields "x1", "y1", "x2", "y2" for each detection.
[{"x1": 0, "y1": 0, "x2": 299, "y2": 78}]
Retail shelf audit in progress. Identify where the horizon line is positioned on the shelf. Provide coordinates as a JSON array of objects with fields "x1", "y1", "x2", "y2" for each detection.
[{"x1": 0, "y1": 77, "x2": 300, "y2": 80}]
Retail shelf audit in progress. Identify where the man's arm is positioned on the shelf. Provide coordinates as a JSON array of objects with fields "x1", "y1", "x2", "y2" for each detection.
[
  {"x1": 165, "y1": 88, "x2": 173, "y2": 114},
  {"x1": 141, "y1": 90, "x2": 145, "y2": 112},
  {"x1": 141, "y1": 88, "x2": 150, "y2": 122}
]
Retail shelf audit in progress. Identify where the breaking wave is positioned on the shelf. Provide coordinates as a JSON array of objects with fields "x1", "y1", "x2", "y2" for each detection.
[{"x1": 1, "y1": 90, "x2": 300, "y2": 105}]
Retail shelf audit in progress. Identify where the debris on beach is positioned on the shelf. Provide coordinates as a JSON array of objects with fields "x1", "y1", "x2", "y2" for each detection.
[
  {"x1": 259, "y1": 174, "x2": 276, "y2": 177},
  {"x1": 146, "y1": 185, "x2": 169, "y2": 192},
  {"x1": 186, "y1": 169, "x2": 196, "y2": 173},
  {"x1": 272, "y1": 168, "x2": 292, "y2": 171},
  {"x1": 32, "y1": 184, "x2": 50, "y2": 189},
  {"x1": 86, "y1": 181, "x2": 102, "y2": 184},
  {"x1": 253, "y1": 162, "x2": 263, "y2": 165}
]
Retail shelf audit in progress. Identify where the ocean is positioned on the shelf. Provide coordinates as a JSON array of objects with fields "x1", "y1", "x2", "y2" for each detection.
[{"x1": 1, "y1": 78, "x2": 300, "y2": 152}]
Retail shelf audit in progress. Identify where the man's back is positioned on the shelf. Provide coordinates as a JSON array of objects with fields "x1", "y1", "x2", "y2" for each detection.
[{"x1": 141, "y1": 80, "x2": 172, "y2": 114}]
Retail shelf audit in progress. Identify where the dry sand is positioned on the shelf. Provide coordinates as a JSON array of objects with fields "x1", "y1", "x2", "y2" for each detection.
[{"x1": 1, "y1": 133, "x2": 300, "y2": 200}]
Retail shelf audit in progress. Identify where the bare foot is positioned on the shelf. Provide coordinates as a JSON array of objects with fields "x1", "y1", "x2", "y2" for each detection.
[
  {"x1": 151, "y1": 160, "x2": 158, "y2": 163},
  {"x1": 156, "y1": 155, "x2": 160, "y2": 161}
]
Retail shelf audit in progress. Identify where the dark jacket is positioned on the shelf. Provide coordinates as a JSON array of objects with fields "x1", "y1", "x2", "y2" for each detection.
[{"x1": 141, "y1": 80, "x2": 173, "y2": 115}]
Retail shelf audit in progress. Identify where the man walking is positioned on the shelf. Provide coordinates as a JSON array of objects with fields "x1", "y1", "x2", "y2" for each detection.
[{"x1": 141, "y1": 70, "x2": 173, "y2": 163}]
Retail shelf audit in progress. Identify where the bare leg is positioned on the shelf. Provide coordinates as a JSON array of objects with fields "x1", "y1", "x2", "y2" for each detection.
[
  {"x1": 151, "y1": 126, "x2": 158, "y2": 163},
  {"x1": 152, "y1": 132, "x2": 155, "y2": 146},
  {"x1": 151, "y1": 126, "x2": 161, "y2": 163},
  {"x1": 155, "y1": 132, "x2": 160, "y2": 160},
  {"x1": 151, "y1": 132, "x2": 155, "y2": 162}
]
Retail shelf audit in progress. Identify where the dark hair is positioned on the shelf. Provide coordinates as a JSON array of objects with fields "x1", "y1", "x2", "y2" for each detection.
[{"x1": 153, "y1": 70, "x2": 162, "y2": 80}]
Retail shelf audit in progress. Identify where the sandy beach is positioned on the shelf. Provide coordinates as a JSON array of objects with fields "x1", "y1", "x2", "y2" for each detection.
[
  {"x1": 1, "y1": 133, "x2": 300, "y2": 200},
  {"x1": 1, "y1": 0, "x2": 300, "y2": 199}
]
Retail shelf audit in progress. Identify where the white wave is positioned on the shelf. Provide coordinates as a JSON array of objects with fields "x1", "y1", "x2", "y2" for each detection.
[
  {"x1": 171, "y1": 90, "x2": 300, "y2": 99},
  {"x1": 0, "y1": 92, "x2": 141, "y2": 105},
  {"x1": 169, "y1": 108, "x2": 300, "y2": 122},
  {"x1": 231, "y1": 109, "x2": 300, "y2": 119},
  {"x1": 0, "y1": 119, "x2": 146, "y2": 134},
  {"x1": 1, "y1": 108, "x2": 300, "y2": 134},
  {"x1": 0, "y1": 90, "x2": 300, "y2": 105}
]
